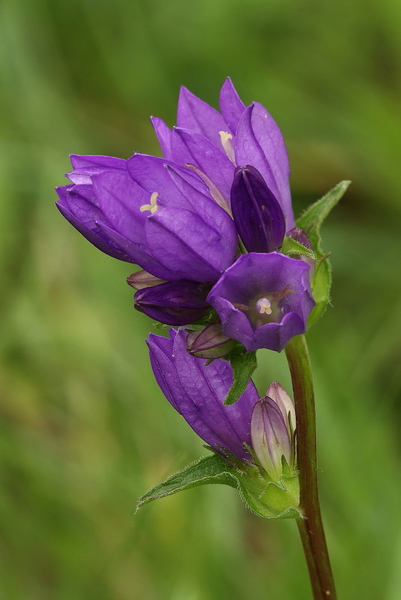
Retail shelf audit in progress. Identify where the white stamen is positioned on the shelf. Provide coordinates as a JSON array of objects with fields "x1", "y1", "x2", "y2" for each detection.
[
  {"x1": 256, "y1": 297, "x2": 272, "y2": 315},
  {"x1": 219, "y1": 131, "x2": 236, "y2": 164},
  {"x1": 140, "y1": 191, "x2": 159, "y2": 213}
]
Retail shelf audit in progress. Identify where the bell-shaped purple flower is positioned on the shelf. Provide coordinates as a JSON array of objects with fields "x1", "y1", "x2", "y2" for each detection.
[
  {"x1": 153, "y1": 78, "x2": 294, "y2": 230},
  {"x1": 134, "y1": 281, "x2": 211, "y2": 326},
  {"x1": 231, "y1": 165, "x2": 286, "y2": 253},
  {"x1": 207, "y1": 252, "x2": 315, "y2": 352},
  {"x1": 56, "y1": 154, "x2": 238, "y2": 283},
  {"x1": 147, "y1": 329, "x2": 259, "y2": 460}
]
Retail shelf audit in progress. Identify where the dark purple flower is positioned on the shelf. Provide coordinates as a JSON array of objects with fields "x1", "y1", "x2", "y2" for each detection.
[
  {"x1": 152, "y1": 78, "x2": 294, "y2": 230},
  {"x1": 207, "y1": 252, "x2": 315, "y2": 352},
  {"x1": 231, "y1": 165, "x2": 286, "y2": 253},
  {"x1": 134, "y1": 281, "x2": 211, "y2": 325},
  {"x1": 147, "y1": 329, "x2": 259, "y2": 460},
  {"x1": 56, "y1": 154, "x2": 238, "y2": 283}
]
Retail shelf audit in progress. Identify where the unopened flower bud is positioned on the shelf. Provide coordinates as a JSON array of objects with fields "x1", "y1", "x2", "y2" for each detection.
[
  {"x1": 286, "y1": 227, "x2": 315, "y2": 274},
  {"x1": 231, "y1": 165, "x2": 286, "y2": 253},
  {"x1": 134, "y1": 281, "x2": 211, "y2": 325},
  {"x1": 127, "y1": 270, "x2": 165, "y2": 290},
  {"x1": 186, "y1": 324, "x2": 236, "y2": 359},
  {"x1": 251, "y1": 397, "x2": 292, "y2": 481}
]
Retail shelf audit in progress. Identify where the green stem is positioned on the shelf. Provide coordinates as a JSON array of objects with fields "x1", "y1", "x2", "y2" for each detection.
[{"x1": 285, "y1": 335, "x2": 336, "y2": 600}]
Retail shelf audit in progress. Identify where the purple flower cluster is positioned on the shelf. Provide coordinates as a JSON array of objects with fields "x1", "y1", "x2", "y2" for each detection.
[{"x1": 56, "y1": 78, "x2": 314, "y2": 354}]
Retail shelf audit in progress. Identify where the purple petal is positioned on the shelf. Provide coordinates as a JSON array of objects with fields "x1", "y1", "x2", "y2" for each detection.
[
  {"x1": 219, "y1": 78, "x2": 246, "y2": 134},
  {"x1": 177, "y1": 86, "x2": 229, "y2": 148},
  {"x1": 146, "y1": 334, "x2": 184, "y2": 414},
  {"x1": 150, "y1": 117, "x2": 173, "y2": 160},
  {"x1": 231, "y1": 165, "x2": 286, "y2": 253},
  {"x1": 134, "y1": 280, "x2": 210, "y2": 325},
  {"x1": 235, "y1": 103, "x2": 294, "y2": 230},
  {"x1": 69, "y1": 154, "x2": 127, "y2": 170},
  {"x1": 145, "y1": 208, "x2": 230, "y2": 282},
  {"x1": 147, "y1": 330, "x2": 259, "y2": 459},
  {"x1": 91, "y1": 169, "x2": 149, "y2": 244},
  {"x1": 171, "y1": 127, "x2": 235, "y2": 201},
  {"x1": 95, "y1": 221, "x2": 179, "y2": 280},
  {"x1": 56, "y1": 191, "x2": 132, "y2": 262},
  {"x1": 127, "y1": 154, "x2": 206, "y2": 209}
]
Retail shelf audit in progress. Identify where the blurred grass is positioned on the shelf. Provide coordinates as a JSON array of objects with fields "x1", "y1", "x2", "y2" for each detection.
[{"x1": 1, "y1": 0, "x2": 401, "y2": 598}]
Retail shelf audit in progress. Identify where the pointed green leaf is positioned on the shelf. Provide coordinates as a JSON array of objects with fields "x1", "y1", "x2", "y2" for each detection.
[
  {"x1": 297, "y1": 180, "x2": 351, "y2": 247},
  {"x1": 296, "y1": 180, "x2": 350, "y2": 327},
  {"x1": 280, "y1": 236, "x2": 316, "y2": 260},
  {"x1": 136, "y1": 454, "x2": 238, "y2": 512},
  {"x1": 223, "y1": 347, "x2": 257, "y2": 405},
  {"x1": 136, "y1": 453, "x2": 302, "y2": 520}
]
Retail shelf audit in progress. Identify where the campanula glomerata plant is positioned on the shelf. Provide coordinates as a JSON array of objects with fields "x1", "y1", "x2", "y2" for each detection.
[{"x1": 56, "y1": 78, "x2": 349, "y2": 600}]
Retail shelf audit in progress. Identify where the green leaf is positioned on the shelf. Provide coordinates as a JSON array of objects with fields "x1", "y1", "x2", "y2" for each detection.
[
  {"x1": 280, "y1": 236, "x2": 316, "y2": 260},
  {"x1": 296, "y1": 180, "x2": 351, "y2": 327},
  {"x1": 136, "y1": 453, "x2": 302, "y2": 520},
  {"x1": 223, "y1": 347, "x2": 257, "y2": 405},
  {"x1": 136, "y1": 454, "x2": 238, "y2": 512}
]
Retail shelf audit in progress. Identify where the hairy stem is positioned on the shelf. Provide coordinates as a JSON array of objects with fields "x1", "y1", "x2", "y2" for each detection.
[{"x1": 285, "y1": 335, "x2": 336, "y2": 600}]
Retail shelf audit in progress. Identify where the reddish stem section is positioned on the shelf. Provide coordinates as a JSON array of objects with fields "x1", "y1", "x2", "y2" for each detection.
[{"x1": 285, "y1": 335, "x2": 337, "y2": 600}]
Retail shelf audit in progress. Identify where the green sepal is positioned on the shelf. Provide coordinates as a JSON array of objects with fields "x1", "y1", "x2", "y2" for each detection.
[
  {"x1": 136, "y1": 453, "x2": 302, "y2": 520},
  {"x1": 296, "y1": 180, "x2": 351, "y2": 328},
  {"x1": 279, "y1": 236, "x2": 316, "y2": 260},
  {"x1": 223, "y1": 346, "x2": 257, "y2": 405}
]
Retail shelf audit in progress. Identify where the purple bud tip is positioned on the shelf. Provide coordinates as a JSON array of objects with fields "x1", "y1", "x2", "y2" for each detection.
[
  {"x1": 251, "y1": 397, "x2": 292, "y2": 480},
  {"x1": 231, "y1": 165, "x2": 286, "y2": 253},
  {"x1": 286, "y1": 227, "x2": 313, "y2": 251},
  {"x1": 186, "y1": 324, "x2": 236, "y2": 359},
  {"x1": 286, "y1": 228, "x2": 315, "y2": 273},
  {"x1": 134, "y1": 280, "x2": 211, "y2": 326},
  {"x1": 266, "y1": 382, "x2": 296, "y2": 433}
]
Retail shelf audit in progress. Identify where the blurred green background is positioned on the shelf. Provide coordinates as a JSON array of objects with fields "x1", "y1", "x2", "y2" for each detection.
[{"x1": 1, "y1": 0, "x2": 401, "y2": 598}]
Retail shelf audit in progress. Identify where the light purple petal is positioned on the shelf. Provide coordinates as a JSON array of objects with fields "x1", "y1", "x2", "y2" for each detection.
[
  {"x1": 147, "y1": 333, "x2": 248, "y2": 455},
  {"x1": 91, "y1": 169, "x2": 149, "y2": 244},
  {"x1": 219, "y1": 77, "x2": 246, "y2": 134},
  {"x1": 127, "y1": 153, "x2": 206, "y2": 208},
  {"x1": 56, "y1": 196, "x2": 132, "y2": 262},
  {"x1": 95, "y1": 220, "x2": 179, "y2": 280},
  {"x1": 150, "y1": 117, "x2": 173, "y2": 160},
  {"x1": 177, "y1": 86, "x2": 229, "y2": 148},
  {"x1": 235, "y1": 103, "x2": 294, "y2": 230},
  {"x1": 171, "y1": 127, "x2": 235, "y2": 201},
  {"x1": 69, "y1": 154, "x2": 126, "y2": 170}
]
